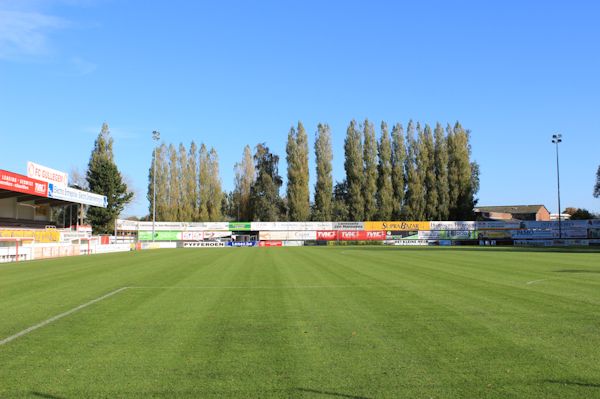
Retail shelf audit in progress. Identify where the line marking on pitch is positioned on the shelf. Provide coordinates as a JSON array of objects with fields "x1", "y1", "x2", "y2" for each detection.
[
  {"x1": 128, "y1": 285, "x2": 403, "y2": 289},
  {"x1": 526, "y1": 279, "x2": 547, "y2": 285},
  {"x1": 0, "y1": 287, "x2": 129, "y2": 346}
]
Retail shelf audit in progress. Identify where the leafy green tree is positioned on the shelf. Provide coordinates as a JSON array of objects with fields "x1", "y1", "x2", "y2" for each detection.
[
  {"x1": 567, "y1": 208, "x2": 596, "y2": 219},
  {"x1": 434, "y1": 123, "x2": 449, "y2": 220},
  {"x1": 331, "y1": 180, "x2": 349, "y2": 221},
  {"x1": 344, "y1": 120, "x2": 364, "y2": 221},
  {"x1": 286, "y1": 122, "x2": 310, "y2": 221},
  {"x1": 250, "y1": 143, "x2": 283, "y2": 221},
  {"x1": 376, "y1": 122, "x2": 393, "y2": 220},
  {"x1": 448, "y1": 122, "x2": 476, "y2": 220},
  {"x1": 207, "y1": 147, "x2": 222, "y2": 221},
  {"x1": 363, "y1": 119, "x2": 378, "y2": 220},
  {"x1": 198, "y1": 144, "x2": 210, "y2": 221},
  {"x1": 595, "y1": 165, "x2": 600, "y2": 198},
  {"x1": 233, "y1": 145, "x2": 256, "y2": 221},
  {"x1": 403, "y1": 121, "x2": 424, "y2": 220},
  {"x1": 86, "y1": 122, "x2": 133, "y2": 234},
  {"x1": 187, "y1": 142, "x2": 199, "y2": 220},
  {"x1": 422, "y1": 124, "x2": 437, "y2": 220},
  {"x1": 178, "y1": 143, "x2": 193, "y2": 221},
  {"x1": 313, "y1": 123, "x2": 333, "y2": 221},
  {"x1": 166, "y1": 144, "x2": 180, "y2": 221},
  {"x1": 391, "y1": 123, "x2": 405, "y2": 219}
]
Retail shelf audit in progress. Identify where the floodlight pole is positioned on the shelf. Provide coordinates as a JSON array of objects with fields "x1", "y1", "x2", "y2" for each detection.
[
  {"x1": 152, "y1": 131, "x2": 161, "y2": 242},
  {"x1": 552, "y1": 134, "x2": 562, "y2": 239}
]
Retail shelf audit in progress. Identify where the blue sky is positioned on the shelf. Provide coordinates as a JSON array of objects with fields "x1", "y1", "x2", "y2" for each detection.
[{"x1": 1, "y1": 0, "x2": 599, "y2": 217}]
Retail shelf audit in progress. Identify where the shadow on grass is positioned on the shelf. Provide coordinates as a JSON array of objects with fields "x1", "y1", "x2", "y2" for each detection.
[
  {"x1": 544, "y1": 379, "x2": 600, "y2": 388},
  {"x1": 30, "y1": 392, "x2": 66, "y2": 399},
  {"x1": 554, "y1": 269, "x2": 600, "y2": 274},
  {"x1": 295, "y1": 387, "x2": 371, "y2": 399}
]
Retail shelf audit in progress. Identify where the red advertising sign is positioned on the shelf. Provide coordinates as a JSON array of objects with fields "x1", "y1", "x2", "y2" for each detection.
[
  {"x1": 316, "y1": 230, "x2": 337, "y2": 241},
  {"x1": 258, "y1": 241, "x2": 283, "y2": 247},
  {"x1": 336, "y1": 230, "x2": 386, "y2": 241},
  {"x1": 0, "y1": 170, "x2": 48, "y2": 197}
]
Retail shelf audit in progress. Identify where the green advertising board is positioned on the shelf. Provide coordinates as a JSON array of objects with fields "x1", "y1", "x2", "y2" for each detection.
[
  {"x1": 138, "y1": 231, "x2": 181, "y2": 241},
  {"x1": 229, "y1": 222, "x2": 251, "y2": 231}
]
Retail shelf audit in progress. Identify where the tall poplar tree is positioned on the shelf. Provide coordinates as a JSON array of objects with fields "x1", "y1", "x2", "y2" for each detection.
[
  {"x1": 448, "y1": 122, "x2": 475, "y2": 220},
  {"x1": 187, "y1": 141, "x2": 199, "y2": 220},
  {"x1": 403, "y1": 120, "x2": 424, "y2": 220},
  {"x1": 434, "y1": 123, "x2": 450, "y2": 220},
  {"x1": 391, "y1": 123, "x2": 406, "y2": 219},
  {"x1": 344, "y1": 120, "x2": 364, "y2": 221},
  {"x1": 313, "y1": 123, "x2": 333, "y2": 221},
  {"x1": 286, "y1": 122, "x2": 310, "y2": 221},
  {"x1": 250, "y1": 143, "x2": 283, "y2": 221},
  {"x1": 423, "y1": 124, "x2": 437, "y2": 220},
  {"x1": 86, "y1": 122, "x2": 133, "y2": 233},
  {"x1": 376, "y1": 122, "x2": 393, "y2": 220},
  {"x1": 207, "y1": 147, "x2": 222, "y2": 221},
  {"x1": 363, "y1": 119, "x2": 378, "y2": 220},
  {"x1": 178, "y1": 143, "x2": 193, "y2": 221},
  {"x1": 198, "y1": 143, "x2": 210, "y2": 221},
  {"x1": 165, "y1": 144, "x2": 179, "y2": 221},
  {"x1": 233, "y1": 145, "x2": 255, "y2": 221}
]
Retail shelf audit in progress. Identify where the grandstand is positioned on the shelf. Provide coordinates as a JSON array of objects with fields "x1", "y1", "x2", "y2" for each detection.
[{"x1": 0, "y1": 165, "x2": 108, "y2": 262}]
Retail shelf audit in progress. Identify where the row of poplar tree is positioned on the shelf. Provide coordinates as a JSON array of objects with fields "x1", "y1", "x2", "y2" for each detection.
[{"x1": 147, "y1": 119, "x2": 479, "y2": 222}]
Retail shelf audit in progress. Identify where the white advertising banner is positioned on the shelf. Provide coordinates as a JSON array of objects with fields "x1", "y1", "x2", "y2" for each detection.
[
  {"x1": 183, "y1": 242, "x2": 226, "y2": 248},
  {"x1": 429, "y1": 221, "x2": 476, "y2": 231},
  {"x1": 476, "y1": 221, "x2": 521, "y2": 230},
  {"x1": 259, "y1": 231, "x2": 317, "y2": 241},
  {"x1": 552, "y1": 220, "x2": 592, "y2": 229},
  {"x1": 332, "y1": 221, "x2": 364, "y2": 230},
  {"x1": 251, "y1": 222, "x2": 333, "y2": 231},
  {"x1": 27, "y1": 161, "x2": 68, "y2": 187},
  {"x1": 181, "y1": 231, "x2": 204, "y2": 241},
  {"x1": 386, "y1": 239, "x2": 430, "y2": 246},
  {"x1": 116, "y1": 219, "x2": 139, "y2": 231},
  {"x1": 520, "y1": 221, "x2": 555, "y2": 229},
  {"x1": 203, "y1": 231, "x2": 232, "y2": 239},
  {"x1": 48, "y1": 184, "x2": 107, "y2": 208},
  {"x1": 418, "y1": 230, "x2": 475, "y2": 239}
]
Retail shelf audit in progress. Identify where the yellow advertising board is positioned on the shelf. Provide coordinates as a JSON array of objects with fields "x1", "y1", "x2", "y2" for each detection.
[
  {"x1": 0, "y1": 229, "x2": 61, "y2": 243},
  {"x1": 364, "y1": 221, "x2": 430, "y2": 231}
]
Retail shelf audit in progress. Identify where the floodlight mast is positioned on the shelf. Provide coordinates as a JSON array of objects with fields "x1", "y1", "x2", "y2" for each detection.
[
  {"x1": 152, "y1": 131, "x2": 161, "y2": 242},
  {"x1": 552, "y1": 134, "x2": 562, "y2": 239}
]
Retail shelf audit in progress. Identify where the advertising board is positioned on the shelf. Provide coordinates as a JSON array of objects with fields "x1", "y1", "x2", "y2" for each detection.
[
  {"x1": 514, "y1": 240, "x2": 553, "y2": 247},
  {"x1": 386, "y1": 239, "x2": 430, "y2": 246},
  {"x1": 229, "y1": 222, "x2": 252, "y2": 231},
  {"x1": 251, "y1": 222, "x2": 334, "y2": 231},
  {"x1": 181, "y1": 232, "x2": 204, "y2": 241},
  {"x1": 0, "y1": 229, "x2": 60, "y2": 243},
  {"x1": 332, "y1": 222, "x2": 364, "y2": 230},
  {"x1": 511, "y1": 230, "x2": 555, "y2": 239},
  {"x1": 365, "y1": 221, "x2": 430, "y2": 231},
  {"x1": 183, "y1": 242, "x2": 226, "y2": 248},
  {"x1": 228, "y1": 241, "x2": 257, "y2": 247},
  {"x1": 0, "y1": 169, "x2": 48, "y2": 197},
  {"x1": 258, "y1": 241, "x2": 283, "y2": 247},
  {"x1": 138, "y1": 231, "x2": 181, "y2": 241},
  {"x1": 429, "y1": 221, "x2": 476, "y2": 231},
  {"x1": 337, "y1": 230, "x2": 386, "y2": 241},
  {"x1": 48, "y1": 184, "x2": 107, "y2": 208},
  {"x1": 259, "y1": 231, "x2": 317, "y2": 241},
  {"x1": 27, "y1": 161, "x2": 68, "y2": 187},
  {"x1": 203, "y1": 231, "x2": 232, "y2": 239},
  {"x1": 418, "y1": 230, "x2": 477, "y2": 239},
  {"x1": 477, "y1": 230, "x2": 512, "y2": 239},
  {"x1": 476, "y1": 221, "x2": 521, "y2": 230},
  {"x1": 316, "y1": 230, "x2": 337, "y2": 241}
]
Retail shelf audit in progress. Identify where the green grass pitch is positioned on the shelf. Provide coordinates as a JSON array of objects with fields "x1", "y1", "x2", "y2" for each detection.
[{"x1": 1, "y1": 246, "x2": 600, "y2": 398}]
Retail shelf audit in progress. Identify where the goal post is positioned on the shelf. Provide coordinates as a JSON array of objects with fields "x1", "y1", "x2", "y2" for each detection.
[{"x1": 0, "y1": 237, "x2": 35, "y2": 263}]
